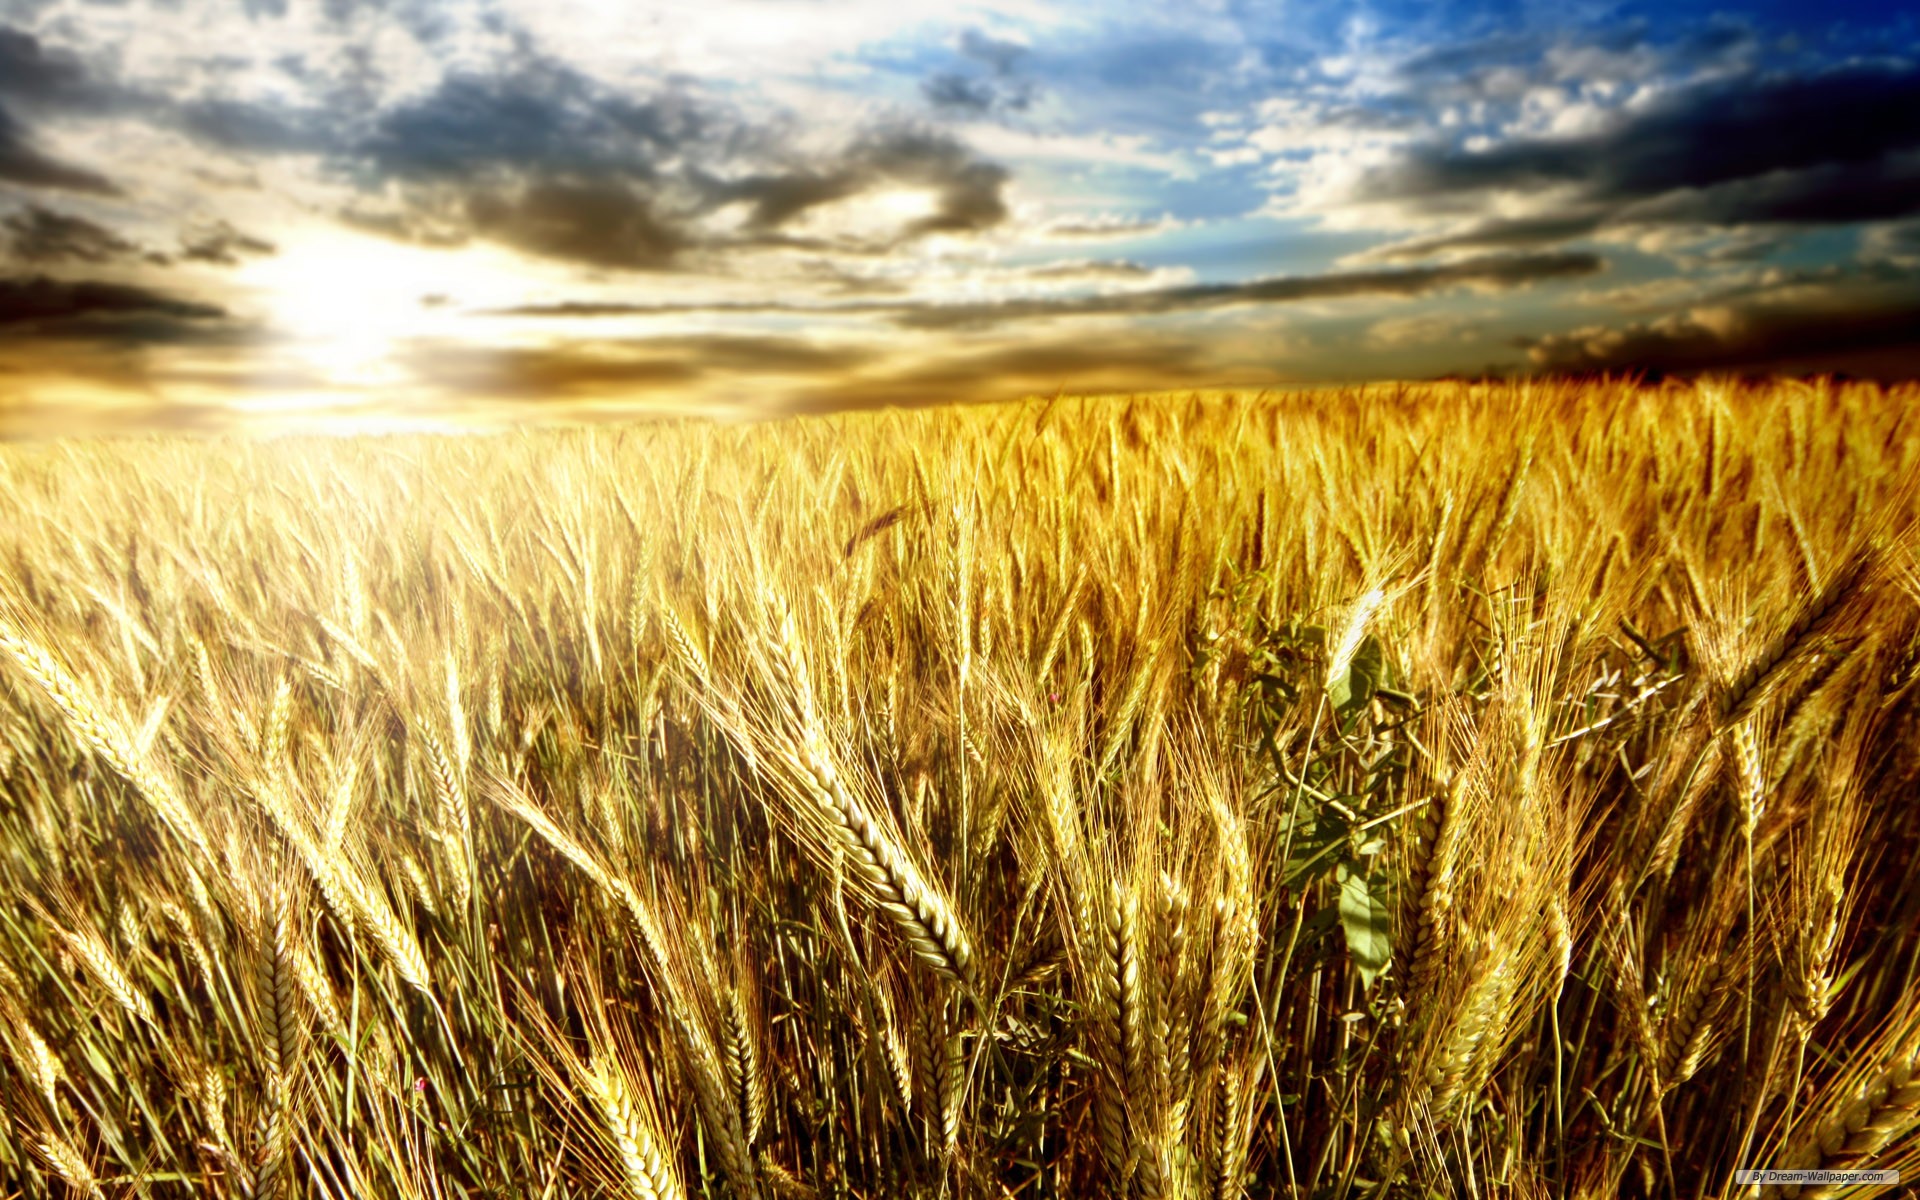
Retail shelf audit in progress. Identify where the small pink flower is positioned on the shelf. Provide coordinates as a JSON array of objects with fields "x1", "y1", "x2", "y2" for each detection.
[
  {"x1": 414, "y1": 1077, "x2": 428, "y2": 1093},
  {"x1": 1048, "y1": 692, "x2": 1060, "y2": 704}
]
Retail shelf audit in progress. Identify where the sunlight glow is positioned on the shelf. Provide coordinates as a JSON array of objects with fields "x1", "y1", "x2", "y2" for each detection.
[
  {"x1": 234, "y1": 232, "x2": 526, "y2": 390},
  {"x1": 787, "y1": 188, "x2": 943, "y2": 243}
]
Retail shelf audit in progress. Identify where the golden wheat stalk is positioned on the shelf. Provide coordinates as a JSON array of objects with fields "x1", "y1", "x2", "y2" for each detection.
[
  {"x1": 1769, "y1": 1052, "x2": 1920, "y2": 1197},
  {"x1": 64, "y1": 926, "x2": 157, "y2": 1027},
  {"x1": 803, "y1": 752, "x2": 975, "y2": 988},
  {"x1": 489, "y1": 776, "x2": 672, "y2": 977},
  {"x1": 723, "y1": 977, "x2": 767, "y2": 1150},
  {"x1": 1426, "y1": 932, "x2": 1517, "y2": 1122},
  {"x1": 416, "y1": 722, "x2": 472, "y2": 912},
  {"x1": 1717, "y1": 548, "x2": 1870, "y2": 728},
  {"x1": 34, "y1": 1129, "x2": 101, "y2": 1198},
  {"x1": 585, "y1": 1059, "x2": 687, "y2": 1200},
  {"x1": 0, "y1": 620, "x2": 211, "y2": 858},
  {"x1": 255, "y1": 891, "x2": 304, "y2": 1200},
  {"x1": 666, "y1": 1006, "x2": 760, "y2": 1200},
  {"x1": 1406, "y1": 774, "x2": 1467, "y2": 1012}
]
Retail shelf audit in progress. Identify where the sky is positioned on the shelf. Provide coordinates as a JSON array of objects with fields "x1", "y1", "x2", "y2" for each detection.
[{"x1": 1, "y1": 0, "x2": 1917, "y2": 435}]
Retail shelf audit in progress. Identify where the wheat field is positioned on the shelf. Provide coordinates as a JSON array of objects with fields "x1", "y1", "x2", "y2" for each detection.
[{"x1": 1, "y1": 377, "x2": 1918, "y2": 1199}]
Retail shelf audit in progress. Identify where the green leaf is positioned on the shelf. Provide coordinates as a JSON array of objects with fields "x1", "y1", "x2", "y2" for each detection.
[
  {"x1": 1329, "y1": 633, "x2": 1386, "y2": 712},
  {"x1": 1296, "y1": 902, "x2": 1341, "y2": 952},
  {"x1": 1337, "y1": 862, "x2": 1393, "y2": 990}
]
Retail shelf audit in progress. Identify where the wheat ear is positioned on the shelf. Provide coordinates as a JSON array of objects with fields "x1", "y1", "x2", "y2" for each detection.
[
  {"x1": 0, "y1": 621, "x2": 211, "y2": 858},
  {"x1": 34, "y1": 1129, "x2": 101, "y2": 1198},
  {"x1": 765, "y1": 602, "x2": 976, "y2": 988},
  {"x1": 64, "y1": 927, "x2": 156, "y2": 1027},
  {"x1": 1717, "y1": 549, "x2": 1869, "y2": 728},
  {"x1": 666, "y1": 1007, "x2": 761, "y2": 1200},
  {"x1": 1770, "y1": 1053, "x2": 1920, "y2": 1197},
  {"x1": 255, "y1": 892, "x2": 304, "y2": 1200},
  {"x1": 723, "y1": 977, "x2": 767, "y2": 1149},
  {"x1": 586, "y1": 1059, "x2": 686, "y2": 1200},
  {"x1": 1407, "y1": 775, "x2": 1466, "y2": 1012}
]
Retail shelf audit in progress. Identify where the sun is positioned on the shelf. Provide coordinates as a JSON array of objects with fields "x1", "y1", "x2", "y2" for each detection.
[{"x1": 233, "y1": 229, "x2": 529, "y2": 391}]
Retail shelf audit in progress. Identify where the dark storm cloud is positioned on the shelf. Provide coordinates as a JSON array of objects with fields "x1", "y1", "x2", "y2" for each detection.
[
  {"x1": 923, "y1": 71, "x2": 1035, "y2": 115},
  {"x1": 174, "y1": 97, "x2": 332, "y2": 156},
  {"x1": 1369, "y1": 62, "x2": 1920, "y2": 201},
  {"x1": 0, "y1": 273, "x2": 226, "y2": 340},
  {"x1": 463, "y1": 178, "x2": 686, "y2": 270},
  {"x1": 1389, "y1": 21, "x2": 1753, "y2": 106},
  {"x1": 177, "y1": 219, "x2": 276, "y2": 265},
  {"x1": 923, "y1": 30, "x2": 1035, "y2": 115},
  {"x1": 1367, "y1": 213, "x2": 1609, "y2": 260},
  {"x1": 0, "y1": 18, "x2": 1014, "y2": 274},
  {"x1": 349, "y1": 59, "x2": 1011, "y2": 269},
  {"x1": 0, "y1": 23, "x2": 139, "y2": 116},
  {"x1": 1, "y1": 20, "x2": 321, "y2": 189},
  {"x1": 2, "y1": 203, "x2": 145, "y2": 263},
  {"x1": 360, "y1": 64, "x2": 717, "y2": 181},
  {"x1": 1360, "y1": 61, "x2": 1920, "y2": 256},
  {"x1": 0, "y1": 104, "x2": 117, "y2": 193},
  {"x1": 923, "y1": 73, "x2": 999, "y2": 114},
  {"x1": 1518, "y1": 271, "x2": 1920, "y2": 377},
  {"x1": 717, "y1": 129, "x2": 1010, "y2": 240},
  {"x1": 340, "y1": 64, "x2": 717, "y2": 268},
  {"x1": 0, "y1": 24, "x2": 91, "y2": 99}
]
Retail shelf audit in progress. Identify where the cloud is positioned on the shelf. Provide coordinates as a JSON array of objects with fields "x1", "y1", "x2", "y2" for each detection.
[
  {"x1": 336, "y1": 62, "x2": 724, "y2": 269},
  {"x1": 922, "y1": 28, "x2": 1036, "y2": 115},
  {"x1": 1367, "y1": 312, "x2": 1472, "y2": 348},
  {"x1": 1352, "y1": 60, "x2": 1920, "y2": 256},
  {"x1": 0, "y1": 24, "x2": 95, "y2": 105},
  {"x1": 360, "y1": 63, "x2": 719, "y2": 182},
  {"x1": 482, "y1": 250, "x2": 1598, "y2": 330},
  {"x1": 1518, "y1": 269, "x2": 1920, "y2": 376},
  {"x1": 343, "y1": 54, "x2": 1011, "y2": 269},
  {"x1": 3, "y1": 204, "x2": 147, "y2": 264},
  {"x1": 1365, "y1": 211, "x2": 1609, "y2": 260},
  {"x1": 958, "y1": 29, "x2": 1028, "y2": 76},
  {"x1": 1036, "y1": 212, "x2": 1186, "y2": 240},
  {"x1": 780, "y1": 335, "x2": 1232, "y2": 414},
  {"x1": 178, "y1": 219, "x2": 277, "y2": 265},
  {"x1": 0, "y1": 274, "x2": 228, "y2": 340},
  {"x1": 923, "y1": 73, "x2": 999, "y2": 114},
  {"x1": 0, "y1": 104, "x2": 118, "y2": 193},
  {"x1": 1, "y1": 203, "x2": 272, "y2": 271},
  {"x1": 887, "y1": 250, "x2": 1602, "y2": 329},
  {"x1": 407, "y1": 333, "x2": 879, "y2": 398},
  {"x1": 1861, "y1": 219, "x2": 1920, "y2": 265},
  {"x1": 464, "y1": 178, "x2": 687, "y2": 270},
  {"x1": 174, "y1": 96, "x2": 332, "y2": 156},
  {"x1": 715, "y1": 128, "x2": 1010, "y2": 241},
  {"x1": 1020, "y1": 258, "x2": 1157, "y2": 280}
]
